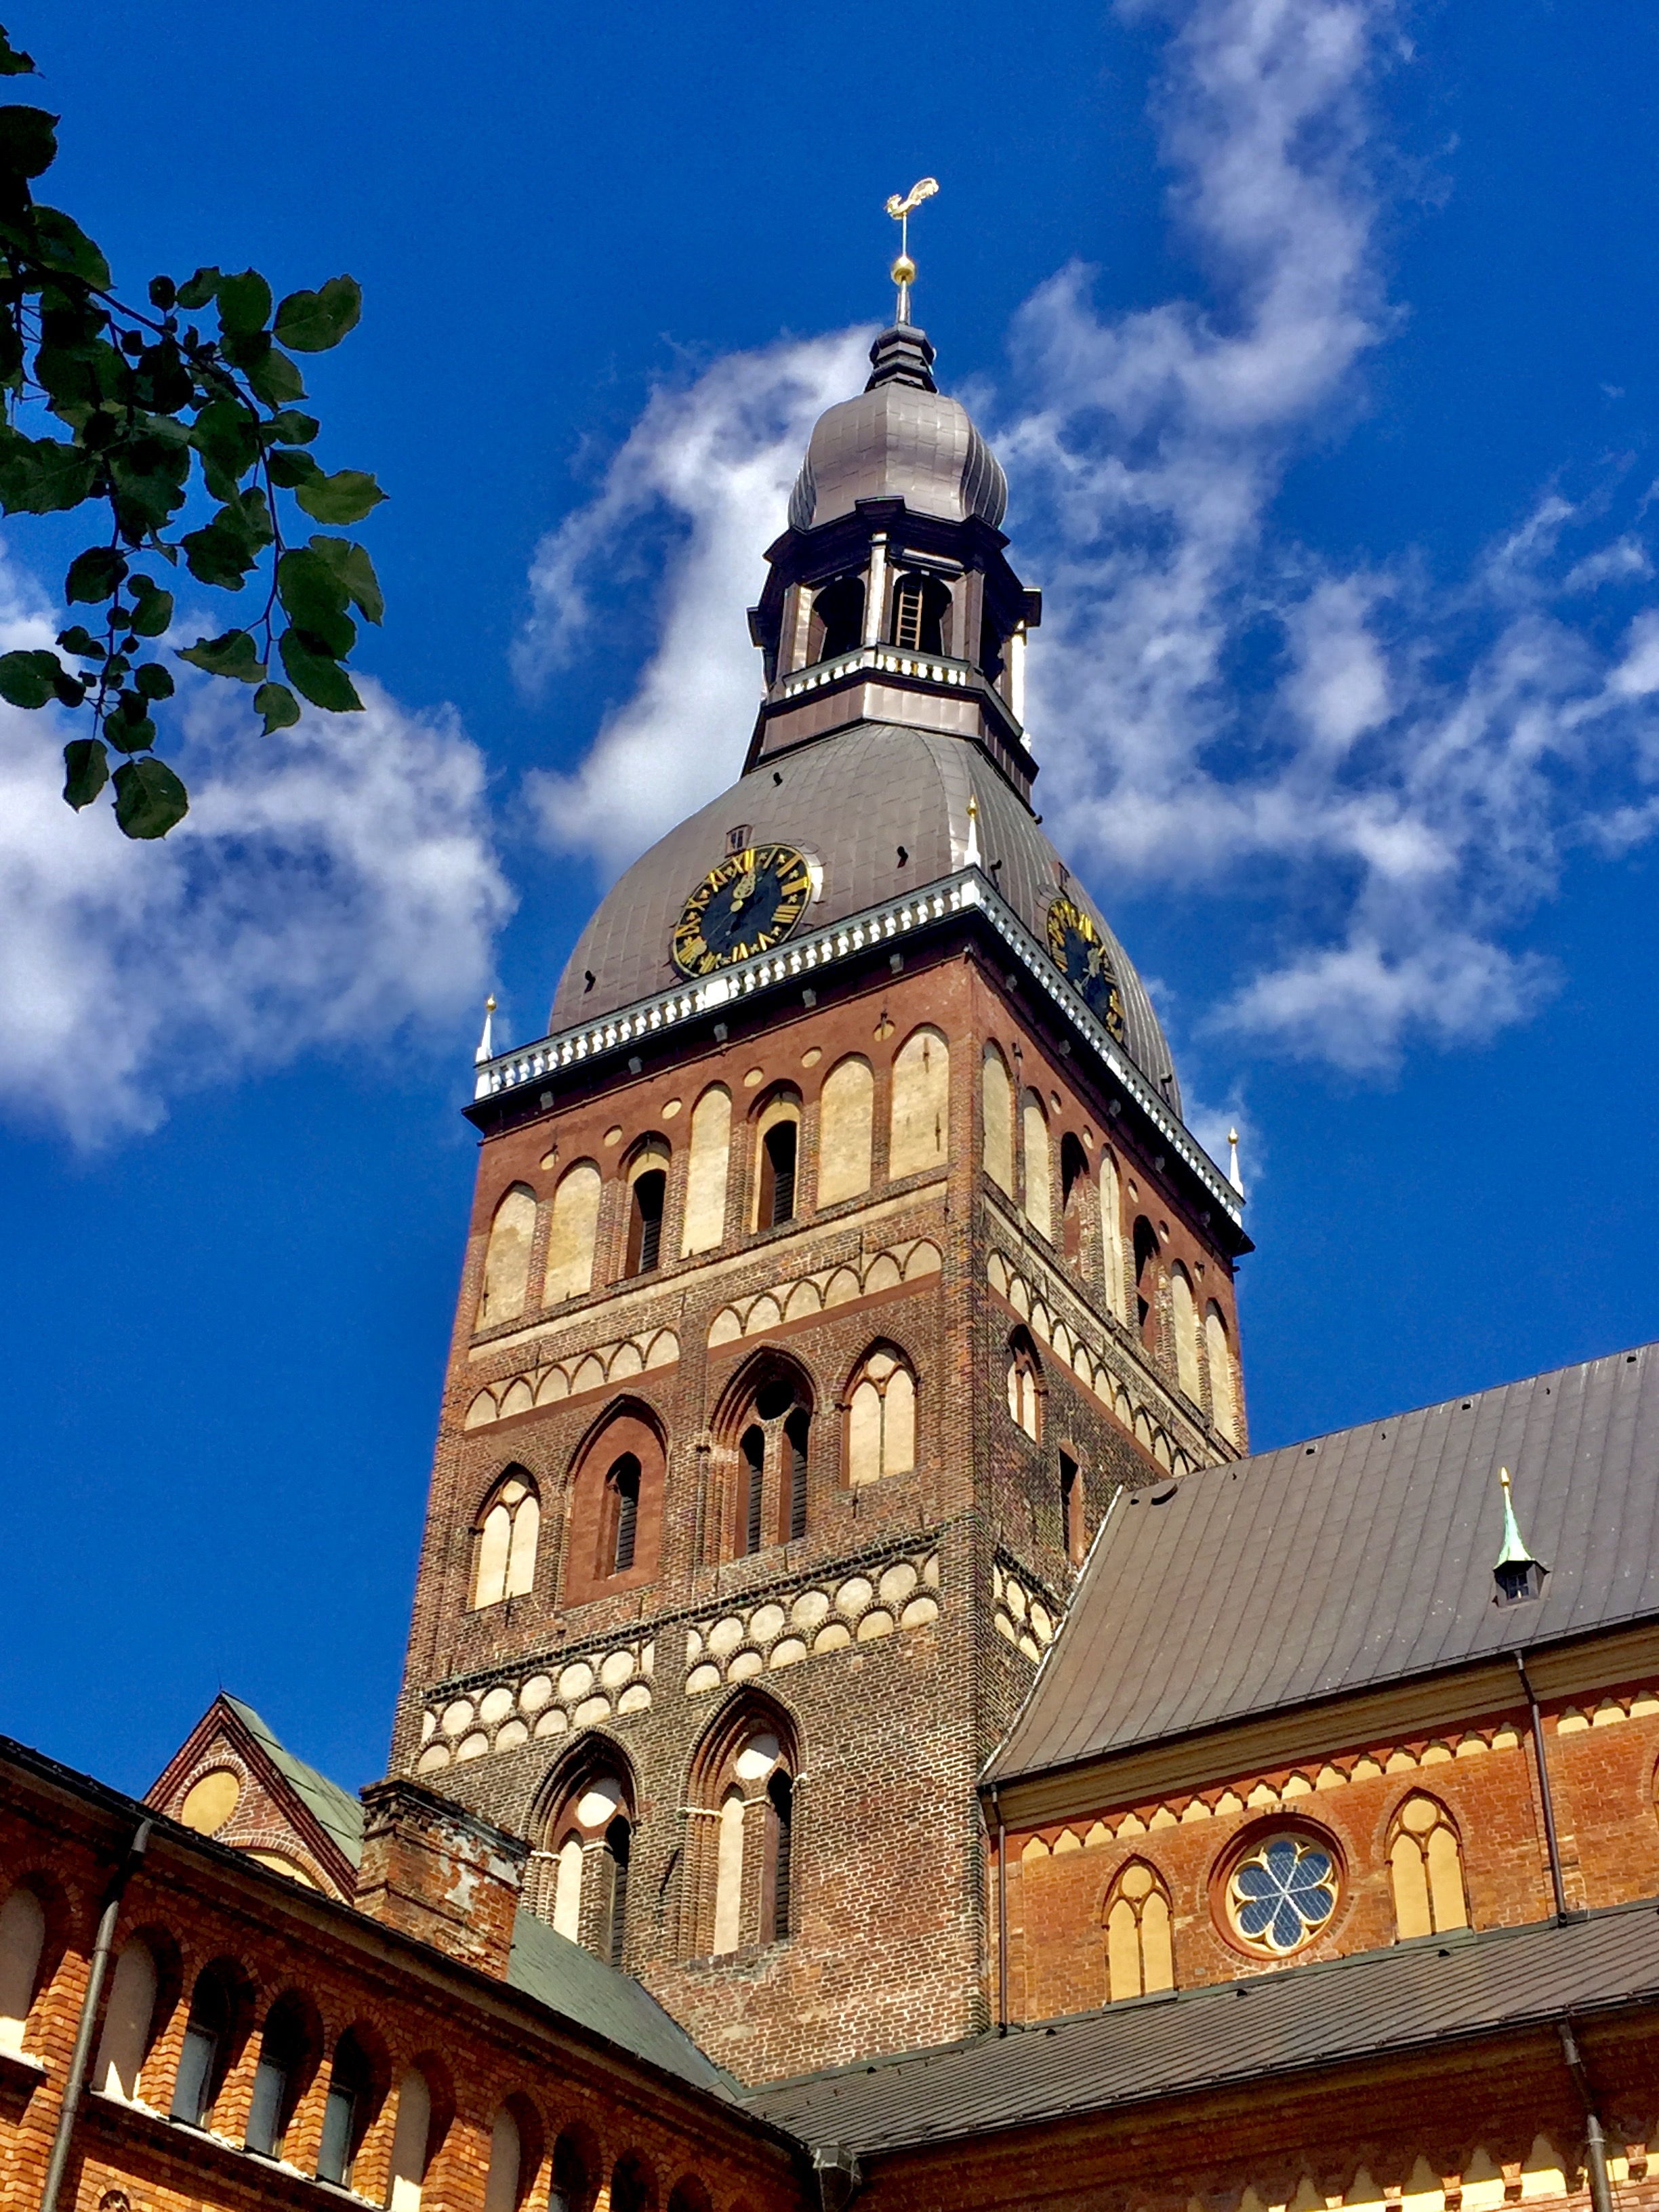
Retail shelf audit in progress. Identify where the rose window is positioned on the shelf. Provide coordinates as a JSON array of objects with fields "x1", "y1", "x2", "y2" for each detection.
[{"x1": 1226, "y1": 1833, "x2": 1338, "y2": 1954}]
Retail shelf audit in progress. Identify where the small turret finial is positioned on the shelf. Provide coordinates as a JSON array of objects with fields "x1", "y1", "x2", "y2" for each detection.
[
  {"x1": 474, "y1": 994, "x2": 497, "y2": 1067},
  {"x1": 1494, "y1": 1465, "x2": 1546, "y2": 1603},
  {"x1": 885, "y1": 177, "x2": 939, "y2": 325},
  {"x1": 964, "y1": 791, "x2": 981, "y2": 869},
  {"x1": 1227, "y1": 1128, "x2": 1244, "y2": 1197}
]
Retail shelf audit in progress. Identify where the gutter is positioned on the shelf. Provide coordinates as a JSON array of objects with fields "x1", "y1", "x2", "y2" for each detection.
[
  {"x1": 1559, "y1": 2018, "x2": 1616, "y2": 2212},
  {"x1": 39, "y1": 1816, "x2": 151, "y2": 2212}
]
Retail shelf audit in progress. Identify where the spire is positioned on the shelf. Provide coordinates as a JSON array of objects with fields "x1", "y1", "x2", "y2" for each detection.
[
  {"x1": 1493, "y1": 1466, "x2": 1545, "y2": 1604},
  {"x1": 964, "y1": 793, "x2": 981, "y2": 869},
  {"x1": 884, "y1": 176, "x2": 938, "y2": 326},
  {"x1": 1227, "y1": 1128, "x2": 1244, "y2": 1197},
  {"x1": 474, "y1": 994, "x2": 496, "y2": 1067}
]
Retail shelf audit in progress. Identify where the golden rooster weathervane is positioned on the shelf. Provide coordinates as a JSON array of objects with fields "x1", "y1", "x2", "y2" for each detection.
[{"x1": 885, "y1": 177, "x2": 939, "y2": 323}]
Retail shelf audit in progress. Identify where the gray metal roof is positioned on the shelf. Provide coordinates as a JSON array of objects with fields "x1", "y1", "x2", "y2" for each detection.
[
  {"x1": 549, "y1": 720, "x2": 1180, "y2": 1109},
  {"x1": 225, "y1": 1695, "x2": 366, "y2": 1868},
  {"x1": 506, "y1": 1910, "x2": 738, "y2": 2099},
  {"x1": 745, "y1": 1904, "x2": 1659, "y2": 2154},
  {"x1": 986, "y1": 1340, "x2": 1659, "y2": 1786}
]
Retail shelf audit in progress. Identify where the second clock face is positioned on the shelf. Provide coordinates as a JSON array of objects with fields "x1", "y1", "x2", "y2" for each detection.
[
  {"x1": 672, "y1": 844, "x2": 813, "y2": 977},
  {"x1": 1046, "y1": 895, "x2": 1127, "y2": 1041}
]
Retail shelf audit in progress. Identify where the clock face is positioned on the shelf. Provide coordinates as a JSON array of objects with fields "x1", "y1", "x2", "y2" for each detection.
[
  {"x1": 1046, "y1": 895, "x2": 1127, "y2": 1041},
  {"x1": 672, "y1": 843, "x2": 814, "y2": 977}
]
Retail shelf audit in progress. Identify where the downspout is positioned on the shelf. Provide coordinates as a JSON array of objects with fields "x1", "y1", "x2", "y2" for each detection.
[
  {"x1": 39, "y1": 1818, "x2": 151, "y2": 2212},
  {"x1": 989, "y1": 1786, "x2": 1008, "y2": 2032},
  {"x1": 1515, "y1": 1653, "x2": 1570, "y2": 1921},
  {"x1": 1559, "y1": 2018, "x2": 1617, "y2": 2212}
]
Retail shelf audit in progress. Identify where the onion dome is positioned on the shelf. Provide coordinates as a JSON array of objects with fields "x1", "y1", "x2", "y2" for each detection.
[{"x1": 787, "y1": 325, "x2": 1007, "y2": 535}]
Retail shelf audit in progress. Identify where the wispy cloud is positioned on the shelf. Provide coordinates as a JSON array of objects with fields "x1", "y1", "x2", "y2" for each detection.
[
  {"x1": 521, "y1": 0, "x2": 1659, "y2": 1077},
  {"x1": 0, "y1": 551, "x2": 510, "y2": 1143}
]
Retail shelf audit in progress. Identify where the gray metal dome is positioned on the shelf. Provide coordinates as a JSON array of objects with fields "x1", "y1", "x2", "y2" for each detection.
[
  {"x1": 787, "y1": 325, "x2": 1007, "y2": 534},
  {"x1": 548, "y1": 724, "x2": 1179, "y2": 1110}
]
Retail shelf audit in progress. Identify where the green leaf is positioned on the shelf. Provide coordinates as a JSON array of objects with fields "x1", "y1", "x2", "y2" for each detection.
[
  {"x1": 280, "y1": 626, "x2": 361, "y2": 712},
  {"x1": 131, "y1": 338, "x2": 192, "y2": 414},
  {"x1": 0, "y1": 104, "x2": 56, "y2": 179},
  {"x1": 294, "y1": 468, "x2": 386, "y2": 525},
  {"x1": 127, "y1": 577, "x2": 173, "y2": 636},
  {"x1": 245, "y1": 344, "x2": 304, "y2": 406},
  {"x1": 266, "y1": 447, "x2": 321, "y2": 490},
  {"x1": 266, "y1": 409, "x2": 319, "y2": 447},
  {"x1": 254, "y1": 679, "x2": 302, "y2": 733},
  {"x1": 62, "y1": 736, "x2": 108, "y2": 809},
  {"x1": 104, "y1": 695, "x2": 155, "y2": 753},
  {"x1": 217, "y1": 268, "x2": 272, "y2": 337},
  {"x1": 58, "y1": 624, "x2": 104, "y2": 660},
  {"x1": 148, "y1": 274, "x2": 176, "y2": 310},
  {"x1": 176, "y1": 266, "x2": 220, "y2": 310},
  {"x1": 113, "y1": 755, "x2": 188, "y2": 839},
  {"x1": 28, "y1": 207, "x2": 111, "y2": 287},
  {"x1": 0, "y1": 432, "x2": 95, "y2": 514},
  {"x1": 310, "y1": 533, "x2": 384, "y2": 624},
  {"x1": 0, "y1": 647, "x2": 60, "y2": 707},
  {"x1": 273, "y1": 274, "x2": 361, "y2": 354},
  {"x1": 190, "y1": 395, "x2": 260, "y2": 485},
  {"x1": 65, "y1": 546, "x2": 127, "y2": 604},
  {"x1": 178, "y1": 628, "x2": 266, "y2": 683},
  {"x1": 180, "y1": 491, "x2": 272, "y2": 590},
  {"x1": 276, "y1": 547, "x2": 354, "y2": 657},
  {"x1": 134, "y1": 662, "x2": 174, "y2": 701},
  {"x1": 0, "y1": 28, "x2": 38, "y2": 73}
]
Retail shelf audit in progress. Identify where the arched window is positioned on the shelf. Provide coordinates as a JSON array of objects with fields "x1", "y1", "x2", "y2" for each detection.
[
  {"x1": 386, "y1": 2064, "x2": 435, "y2": 2211},
  {"x1": 472, "y1": 1471, "x2": 540, "y2": 1609},
  {"x1": 809, "y1": 575, "x2": 865, "y2": 663},
  {"x1": 624, "y1": 1138, "x2": 670, "y2": 1276},
  {"x1": 1104, "y1": 1860, "x2": 1174, "y2": 2001},
  {"x1": 485, "y1": 2106, "x2": 524, "y2": 2212},
  {"x1": 1006, "y1": 1329, "x2": 1042, "y2": 1441},
  {"x1": 686, "y1": 1704, "x2": 800, "y2": 1960},
  {"x1": 599, "y1": 1816, "x2": 632, "y2": 1969},
  {"x1": 1132, "y1": 1216, "x2": 1160, "y2": 1343},
  {"x1": 478, "y1": 1184, "x2": 537, "y2": 1328},
  {"x1": 1060, "y1": 1132, "x2": 1089, "y2": 1265},
  {"x1": 981, "y1": 1046, "x2": 1014, "y2": 1195},
  {"x1": 817, "y1": 1056, "x2": 873, "y2": 1205},
  {"x1": 755, "y1": 1093, "x2": 801, "y2": 1228},
  {"x1": 1022, "y1": 1096, "x2": 1052, "y2": 1240},
  {"x1": 611, "y1": 2154, "x2": 656, "y2": 2212},
  {"x1": 550, "y1": 1830, "x2": 584, "y2": 1941},
  {"x1": 681, "y1": 1086, "x2": 732, "y2": 1254},
  {"x1": 1389, "y1": 1795, "x2": 1468, "y2": 1938},
  {"x1": 607, "y1": 1456, "x2": 641, "y2": 1575},
  {"x1": 889, "y1": 1026, "x2": 949, "y2": 1179},
  {"x1": 244, "y1": 1992, "x2": 314, "y2": 2159},
  {"x1": 0, "y1": 1885, "x2": 45, "y2": 2056},
  {"x1": 171, "y1": 1961, "x2": 238, "y2": 2125},
  {"x1": 890, "y1": 572, "x2": 951, "y2": 654},
  {"x1": 94, "y1": 1935, "x2": 158, "y2": 2102},
  {"x1": 1099, "y1": 1147, "x2": 1127, "y2": 1322},
  {"x1": 1206, "y1": 1303, "x2": 1240, "y2": 1443},
  {"x1": 721, "y1": 1366, "x2": 813, "y2": 1551},
  {"x1": 846, "y1": 1347, "x2": 916, "y2": 1485},
  {"x1": 1059, "y1": 1449, "x2": 1085, "y2": 1565},
  {"x1": 549, "y1": 2134, "x2": 595, "y2": 2212},
  {"x1": 535, "y1": 1758, "x2": 637, "y2": 1963},
  {"x1": 1170, "y1": 1266, "x2": 1202, "y2": 1404},
  {"x1": 316, "y1": 2029, "x2": 376, "y2": 2186},
  {"x1": 545, "y1": 1160, "x2": 601, "y2": 1303}
]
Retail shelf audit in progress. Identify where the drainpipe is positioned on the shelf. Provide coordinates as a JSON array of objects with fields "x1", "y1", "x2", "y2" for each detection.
[
  {"x1": 39, "y1": 1818, "x2": 151, "y2": 2212},
  {"x1": 1559, "y1": 2018, "x2": 1617, "y2": 2212},
  {"x1": 989, "y1": 1786, "x2": 1008, "y2": 2032},
  {"x1": 1515, "y1": 1653, "x2": 1570, "y2": 1921}
]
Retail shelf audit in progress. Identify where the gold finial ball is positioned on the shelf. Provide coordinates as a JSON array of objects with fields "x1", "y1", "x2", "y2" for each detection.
[{"x1": 890, "y1": 253, "x2": 917, "y2": 286}]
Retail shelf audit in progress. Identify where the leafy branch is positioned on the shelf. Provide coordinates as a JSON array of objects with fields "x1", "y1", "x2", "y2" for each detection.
[{"x1": 0, "y1": 25, "x2": 386, "y2": 838}]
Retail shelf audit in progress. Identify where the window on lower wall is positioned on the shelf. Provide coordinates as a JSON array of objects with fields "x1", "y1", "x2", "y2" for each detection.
[
  {"x1": 0, "y1": 1885, "x2": 45, "y2": 2056},
  {"x1": 244, "y1": 1993, "x2": 313, "y2": 2159},
  {"x1": 1389, "y1": 1795, "x2": 1468, "y2": 1938},
  {"x1": 685, "y1": 1702, "x2": 801, "y2": 1960},
  {"x1": 171, "y1": 1963, "x2": 237, "y2": 2126},
  {"x1": 1103, "y1": 1859, "x2": 1174, "y2": 2001},
  {"x1": 315, "y1": 2030, "x2": 377, "y2": 2187}
]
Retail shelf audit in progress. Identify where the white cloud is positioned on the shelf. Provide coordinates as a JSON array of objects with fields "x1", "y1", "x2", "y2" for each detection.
[
  {"x1": 520, "y1": 329, "x2": 873, "y2": 878},
  {"x1": 520, "y1": 0, "x2": 1659, "y2": 1079},
  {"x1": 0, "y1": 550, "x2": 510, "y2": 1143}
]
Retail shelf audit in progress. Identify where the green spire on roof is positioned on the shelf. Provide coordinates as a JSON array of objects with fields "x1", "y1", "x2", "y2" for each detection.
[{"x1": 1495, "y1": 1466, "x2": 1538, "y2": 1569}]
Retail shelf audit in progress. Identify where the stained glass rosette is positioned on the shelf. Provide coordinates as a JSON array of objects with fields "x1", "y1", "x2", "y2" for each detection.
[{"x1": 1227, "y1": 1834, "x2": 1338, "y2": 1954}]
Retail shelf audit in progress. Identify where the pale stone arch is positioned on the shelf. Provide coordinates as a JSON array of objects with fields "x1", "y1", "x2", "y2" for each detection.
[
  {"x1": 472, "y1": 1469, "x2": 540, "y2": 1609},
  {"x1": 845, "y1": 1344, "x2": 917, "y2": 1484},
  {"x1": 889, "y1": 1025, "x2": 949, "y2": 1179},
  {"x1": 94, "y1": 1935, "x2": 159, "y2": 2101},
  {"x1": 1103, "y1": 1859, "x2": 1174, "y2": 2001},
  {"x1": 981, "y1": 1046, "x2": 1014, "y2": 1195},
  {"x1": 1206, "y1": 1303, "x2": 1240, "y2": 1443},
  {"x1": 817, "y1": 1055, "x2": 874, "y2": 1206},
  {"x1": 478, "y1": 1183, "x2": 537, "y2": 1327},
  {"x1": 1006, "y1": 1328, "x2": 1043, "y2": 1441},
  {"x1": 1171, "y1": 1266, "x2": 1202, "y2": 1403},
  {"x1": 545, "y1": 1160, "x2": 601, "y2": 1303},
  {"x1": 1022, "y1": 1095, "x2": 1052, "y2": 1242},
  {"x1": 1388, "y1": 1794, "x2": 1468, "y2": 1937},
  {"x1": 682, "y1": 1085, "x2": 732, "y2": 1254},
  {"x1": 1099, "y1": 1147, "x2": 1127, "y2": 1321},
  {"x1": 683, "y1": 1692, "x2": 801, "y2": 1960},
  {"x1": 0, "y1": 1884, "x2": 45, "y2": 2055}
]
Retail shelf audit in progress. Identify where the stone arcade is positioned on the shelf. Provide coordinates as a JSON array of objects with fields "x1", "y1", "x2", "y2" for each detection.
[{"x1": 7, "y1": 311, "x2": 1659, "y2": 2212}]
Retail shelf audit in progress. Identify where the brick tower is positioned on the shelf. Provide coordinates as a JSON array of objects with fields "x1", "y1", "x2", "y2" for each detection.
[{"x1": 389, "y1": 316, "x2": 1251, "y2": 2085}]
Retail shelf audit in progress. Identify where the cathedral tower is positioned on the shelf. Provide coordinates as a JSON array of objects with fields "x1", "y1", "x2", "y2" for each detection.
[{"x1": 390, "y1": 312, "x2": 1251, "y2": 2085}]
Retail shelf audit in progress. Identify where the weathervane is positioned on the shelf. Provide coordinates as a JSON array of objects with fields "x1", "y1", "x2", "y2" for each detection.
[{"x1": 885, "y1": 177, "x2": 939, "y2": 324}]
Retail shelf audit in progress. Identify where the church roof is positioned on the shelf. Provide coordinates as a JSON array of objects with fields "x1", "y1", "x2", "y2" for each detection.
[
  {"x1": 985, "y1": 1338, "x2": 1659, "y2": 1787},
  {"x1": 507, "y1": 1910, "x2": 738, "y2": 2098},
  {"x1": 222, "y1": 1694, "x2": 366, "y2": 1868},
  {"x1": 549, "y1": 720, "x2": 1181, "y2": 1109},
  {"x1": 745, "y1": 1900, "x2": 1659, "y2": 2154}
]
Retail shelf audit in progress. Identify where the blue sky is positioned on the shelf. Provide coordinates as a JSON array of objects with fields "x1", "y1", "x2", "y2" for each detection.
[{"x1": 4, "y1": 0, "x2": 1659, "y2": 1799}]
